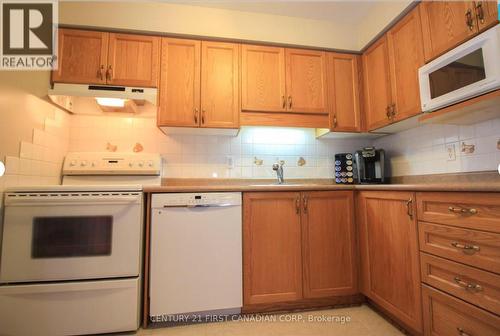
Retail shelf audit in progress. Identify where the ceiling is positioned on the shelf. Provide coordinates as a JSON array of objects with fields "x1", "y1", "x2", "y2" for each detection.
[{"x1": 168, "y1": 1, "x2": 379, "y2": 24}]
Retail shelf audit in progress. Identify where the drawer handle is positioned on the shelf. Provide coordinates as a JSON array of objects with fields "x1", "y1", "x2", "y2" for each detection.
[
  {"x1": 457, "y1": 327, "x2": 472, "y2": 336},
  {"x1": 451, "y1": 242, "x2": 480, "y2": 254},
  {"x1": 453, "y1": 277, "x2": 483, "y2": 292},
  {"x1": 448, "y1": 206, "x2": 477, "y2": 215}
]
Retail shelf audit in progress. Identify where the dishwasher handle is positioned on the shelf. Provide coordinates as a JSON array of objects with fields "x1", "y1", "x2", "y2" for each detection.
[{"x1": 161, "y1": 203, "x2": 238, "y2": 208}]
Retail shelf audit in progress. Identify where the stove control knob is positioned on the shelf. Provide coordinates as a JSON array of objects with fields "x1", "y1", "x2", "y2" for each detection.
[
  {"x1": 148, "y1": 161, "x2": 154, "y2": 167},
  {"x1": 91, "y1": 162, "x2": 96, "y2": 167},
  {"x1": 80, "y1": 161, "x2": 87, "y2": 167},
  {"x1": 138, "y1": 161, "x2": 144, "y2": 167},
  {"x1": 70, "y1": 160, "x2": 77, "y2": 167},
  {"x1": 129, "y1": 162, "x2": 134, "y2": 168}
]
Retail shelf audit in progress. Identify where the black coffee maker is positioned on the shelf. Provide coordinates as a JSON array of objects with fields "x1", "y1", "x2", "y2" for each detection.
[{"x1": 354, "y1": 147, "x2": 385, "y2": 184}]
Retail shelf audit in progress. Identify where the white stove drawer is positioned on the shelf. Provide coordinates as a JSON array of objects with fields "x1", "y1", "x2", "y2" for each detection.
[{"x1": 0, "y1": 277, "x2": 140, "y2": 336}]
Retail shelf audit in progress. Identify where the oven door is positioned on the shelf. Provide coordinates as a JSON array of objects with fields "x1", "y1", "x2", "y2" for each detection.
[
  {"x1": 419, "y1": 25, "x2": 500, "y2": 112},
  {"x1": 0, "y1": 191, "x2": 143, "y2": 283}
]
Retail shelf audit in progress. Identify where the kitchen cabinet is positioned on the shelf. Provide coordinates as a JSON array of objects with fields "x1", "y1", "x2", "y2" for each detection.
[
  {"x1": 326, "y1": 53, "x2": 362, "y2": 132},
  {"x1": 241, "y1": 45, "x2": 286, "y2": 112},
  {"x1": 158, "y1": 40, "x2": 240, "y2": 129},
  {"x1": 52, "y1": 29, "x2": 109, "y2": 84},
  {"x1": 201, "y1": 41, "x2": 240, "y2": 128},
  {"x1": 302, "y1": 191, "x2": 357, "y2": 298},
  {"x1": 475, "y1": 1, "x2": 499, "y2": 32},
  {"x1": 363, "y1": 6, "x2": 424, "y2": 130},
  {"x1": 106, "y1": 33, "x2": 160, "y2": 87},
  {"x1": 285, "y1": 49, "x2": 328, "y2": 114},
  {"x1": 243, "y1": 191, "x2": 357, "y2": 307},
  {"x1": 157, "y1": 38, "x2": 200, "y2": 127},
  {"x1": 357, "y1": 191, "x2": 422, "y2": 334},
  {"x1": 420, "y1": 1, "x2": 498, "y2": 62},
  {"x1": 243, "y1": 192, "x2": 303, "y2": 305},
  {"x1": 387, "y1": 6, "x2": 425, "y2": 123},
  {"x1": 362, "y1": 36, "x2": 393, "y2": 131},
  {"x1": 53, "y1": 29, "x2": 159, "y2": 87}
]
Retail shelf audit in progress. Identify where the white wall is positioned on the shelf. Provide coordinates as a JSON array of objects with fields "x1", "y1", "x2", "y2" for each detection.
[
  {"x1": 60, "y1": 1, "x2": 360, "y2": 50},
  {"x1": 374, "y1": 118, "x2": 500, "y2": 176}
]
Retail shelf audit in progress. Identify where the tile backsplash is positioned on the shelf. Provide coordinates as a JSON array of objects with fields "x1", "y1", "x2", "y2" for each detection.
[
  {"x1": 69, "y1": 115, "x2": 371, "y2": 179},
  {"x1": 374, "y1": 118, "x2": 500, "y2": 176}
]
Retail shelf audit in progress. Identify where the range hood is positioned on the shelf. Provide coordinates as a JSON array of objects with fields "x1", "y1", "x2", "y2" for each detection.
[{"x1": 48, "y1": 83, "x2": 158, "y2": 115}]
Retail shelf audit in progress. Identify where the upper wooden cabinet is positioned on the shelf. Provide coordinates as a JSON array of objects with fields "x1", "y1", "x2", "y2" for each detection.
[
  {"x1": 52, "y1": 29, "x2": 108, "y2": 84},
  {"x1": 326, "y1": 52, "x2": 362, "y2": 132},
  {"x1": 241, "y1": 46, "x2": 328, "y2": 115},
  {"x1": 420, "y1": 1, "x2": 498, "y2": 62},
  {"x1": 363, "y1": 6, "x2": 424, "y2": 130},
  {"x1": 241, "y1": 45, "x2": 286, "y2": 112},
  {"x1": 201, "y1": 41, "x2": 240, "y2": 128},
  {"x1": 302, "y1": 191, "x2": 357, "y2": 298},
  {"x1": 357, "y1": 191, "x2": 422, "y2": 334},
  {"x1": 362, "y1": 36, "x2": 393, "y2": 131},
  {"x1": 387, "y1": 5, "x2": 425, "y2": 122},
  {"x1": 158, "y1": 40, "x2": 240, "y2": 129},
  {"x1": 475, "y1": 0, "x2": 499, "y2": 32},
  {"x1": 53, "y1": 29, "x2": 159, "y2": 87},
  {"x1": 106, "y1": 33, "x2": 160, "y2": 87},
  {"x1": 285, "y1": 49, "x2": 328, "y2": 114},
  {"x1": 158, "y1": 38, "x2": 200, "y2": 127}
]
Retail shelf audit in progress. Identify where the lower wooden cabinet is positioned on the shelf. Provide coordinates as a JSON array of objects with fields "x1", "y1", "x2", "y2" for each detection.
[
  {"x1": 302, "y1": 191, "x2": 357, "y2": 298},
  {"x1": 357, "y1": 191, "x2": 422, "y2": 334},
  {"x1": 243, "y1": 192, "x2": 303, "y2": 305},
  {"x1": 243, "y1": 191, "x2": 357, "y2": 307},
  {"x1": 422, "y1": 285, "x2": 500, "y2": 336}
]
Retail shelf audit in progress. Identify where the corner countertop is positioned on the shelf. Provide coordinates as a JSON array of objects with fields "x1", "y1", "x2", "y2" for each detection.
[{"x1": 143, "y1": 174, "x2": 500, "y2": 193}]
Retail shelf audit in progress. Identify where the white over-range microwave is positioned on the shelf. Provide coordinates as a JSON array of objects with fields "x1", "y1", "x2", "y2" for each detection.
[{"x1": 419, "y1": 24, "x2": 500, "y2": 112}]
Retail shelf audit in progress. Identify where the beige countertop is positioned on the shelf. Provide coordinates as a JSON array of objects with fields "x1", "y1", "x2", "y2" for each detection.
[{"x1": 143, "y1": 175, "x2": 500, "y2": 193}]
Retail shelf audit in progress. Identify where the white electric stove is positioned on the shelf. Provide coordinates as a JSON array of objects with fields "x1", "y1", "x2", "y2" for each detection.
[{"x1": 0, "y1": 152, "x2": 162, "y2": 336}]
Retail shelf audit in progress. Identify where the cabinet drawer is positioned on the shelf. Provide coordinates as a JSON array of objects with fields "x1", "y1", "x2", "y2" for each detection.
[
  {"x1": 422, "y1": 285, "x2": 500, "y2": 336},
  {"x1": 420, "y1": 253, "x2": 500, "y2": 314},
  {"x1": 418, "y1": 222, "x2": 500, "y2": 274},
  {"x1": 416, "y1": 192, "x2": 500, "y2": 233}
]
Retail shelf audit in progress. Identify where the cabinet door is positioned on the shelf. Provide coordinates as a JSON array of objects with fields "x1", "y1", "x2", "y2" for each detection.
[
  {"x1": 420, "y1": 1, "x2": 478, "y2": 62},
  {"x1": 362, "y1": 36, "x2": 393, "y2": 131},
  {"x1": 326, "y1": 53, "x2": 362, "y2": 132},
  {"x1": 302, "y1": 191, "x2": 357, "y2": 298},
  {"x1": 474, "y1": 1, "x2": 499, "y2": 32},
  {"x1": 387, "y1": 6, "x2": 424, "y2": 122},
  {"x1": 241, "y1": 45, "x2": 286, "y2": 112},
  {"x1": 357, "y1": 191, "x2": 422, "y2": 334},
  {"x1": 52, "y1": 29, "x2": 108, "y2": 84},
  {"x1": 107, "y1": 33, "x2": 160, "y2": 87},
  {"x1": 158, "y1": 38, "x2": 201, "y2": 127},
  {"x1": 201, "y1": 41, "x2": 240, "y2": 128},
  {"x1": 243, "y1": 192, "x2": 303, "y2": 305},
  {"x1": 285, "y1": 49, "x2": 328, "y2": 114}
]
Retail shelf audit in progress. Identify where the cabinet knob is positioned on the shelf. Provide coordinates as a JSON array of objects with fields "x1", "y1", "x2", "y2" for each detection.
[
  {"x1": 282, "y1": 95, "x2": 286, "y2": 109},
  {"x1": 288, "y1": 96, "x2": 292, "y2": 109},
  {"x1": 295, "y1": 196, "x2": 300, "y2": 214},
  {"x1": 333, "y1": 115, "x2": 338, "y2": 128},
  {"x1": 106, "y1": 65, "x2": 113, "y2": 81},
  {"x1": 98, "y1": 65, "x2": 105, "y2": 80},
  {"x1": 201, "y1": 109, "x2": 206, "y2": 124},
  {"x1": 194, "y1": 108, "x2": 199, "y2": 124},
  {"x1": 302, "y1": 195, "x2": 308, "y2": 214}
]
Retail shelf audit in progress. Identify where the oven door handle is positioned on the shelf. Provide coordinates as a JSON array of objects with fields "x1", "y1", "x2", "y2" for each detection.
[{"x1": 162, "y1": 203, "x2": 238, "y2": 208}]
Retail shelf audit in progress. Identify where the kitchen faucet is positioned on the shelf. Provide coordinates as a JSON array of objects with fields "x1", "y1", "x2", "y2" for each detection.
[{"x1": 272, "y1": 161, "x2": 285, "y2": 184}]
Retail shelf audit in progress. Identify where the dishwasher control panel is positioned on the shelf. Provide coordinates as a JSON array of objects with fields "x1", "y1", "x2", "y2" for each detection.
[{"x1": 151, "y1": 192, "x2": 242, "y2": 208}]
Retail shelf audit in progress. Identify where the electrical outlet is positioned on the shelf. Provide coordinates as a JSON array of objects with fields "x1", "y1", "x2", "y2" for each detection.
[
  {"x1": 446, "y1": 143, "x2": 456, "y2": 161},
  {"x1": 226, "y1": 156, "x2": 234, "y2": 169}
]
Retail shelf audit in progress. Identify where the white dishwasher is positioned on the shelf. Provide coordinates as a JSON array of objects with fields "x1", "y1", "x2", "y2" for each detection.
[{"x1": 149, "y1": 192, "x2": 242, "y2": 322}]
